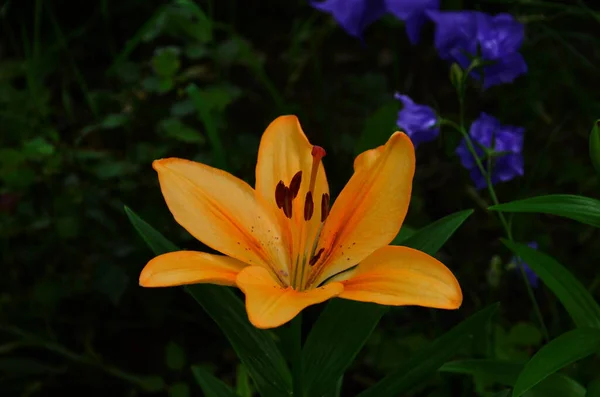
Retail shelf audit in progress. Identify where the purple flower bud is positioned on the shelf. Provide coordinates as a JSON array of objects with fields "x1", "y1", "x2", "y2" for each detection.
[{"x1": 514, "y1": 242, "x2": 539, "y2": 288}]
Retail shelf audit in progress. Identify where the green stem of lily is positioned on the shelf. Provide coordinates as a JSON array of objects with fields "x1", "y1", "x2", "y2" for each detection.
[
  {"x1": 444, "y1": 64, "x2": 551, "y2": 343},
  {"x1": 290, "y1": 314, "x2": 304, "y2": 397}
]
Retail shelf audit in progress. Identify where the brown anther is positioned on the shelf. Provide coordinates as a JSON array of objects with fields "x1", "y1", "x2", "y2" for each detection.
[
  {"x1": 321, "y1": 193, "x2": 330, "y2": 222},
  {"x1": 275, "y1": 181, "x2": 286, "y2": 209},
  {"x1": 289, "y1": 171, "x2": 302, "y2": 199},
  {"x1": 309, "y1": 248, "x2": 325, "y2": 266},
  {"x1": 304, "y1": 191, "x2": 314, "y2": 221},
  {"x1": 282, "y1": 186, "x2": 293, "y2": 219}
]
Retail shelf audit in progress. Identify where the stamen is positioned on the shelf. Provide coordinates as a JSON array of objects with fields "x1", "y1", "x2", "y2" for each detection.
[
  {"x1": 308, "y1": 146, "x2": 326, "y2": 195},
  {"x1": 289, "y1": 171, "x2": 302, "y2": 199},
  {"x1": 309, "y1": 248, "x2": 325, "y2": 266},
  {"x1": 275, "y1": 181, "x2": 286, "y2": 209},
  {"x1": 282, "y1": 186, "x2": 293, "y2": 219},
  {"x1": 304, "y1": 192, "x2": 314, "y2": 221},
  {"x1": 321, "y1": 193, "x2": 330, "y2": 222}
]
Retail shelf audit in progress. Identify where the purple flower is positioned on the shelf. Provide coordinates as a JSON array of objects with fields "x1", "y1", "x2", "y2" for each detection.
[
  {"x1": 514, "y1": 242, "x2": 539, "y2": 288},
  {"x1": 395, "y1": 93, "x2": 439, "y2": 147},
  {"x1": 427, "y1": 10, "x2": 527, "y2": 89},
  {"x1": 456, "y1": 113, "x2": 524, "y2": 189},
  {"x1": 311, "y1": 0, "x2": 388, "y2": 39},
  {"x1": 385, "y1": 0, "x2": 439, "y2": 44},
  {"x1": 311, "y1": 0, "x2": 439, "y2": 44}
]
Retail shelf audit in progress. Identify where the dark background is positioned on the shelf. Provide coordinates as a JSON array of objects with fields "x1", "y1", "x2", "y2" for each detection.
[{"x1": 1, "y1": 0, "x2": 600, "y2": 396}]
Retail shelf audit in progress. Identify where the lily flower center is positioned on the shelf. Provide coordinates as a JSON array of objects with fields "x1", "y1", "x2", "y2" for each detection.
[{"x1": 273, "y1": 146, "x2": 330, "y2": 291}]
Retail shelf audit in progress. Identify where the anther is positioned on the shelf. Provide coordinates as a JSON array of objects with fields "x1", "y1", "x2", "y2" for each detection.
[
  {"x1": 289, "y1": 171, "x2": 302, "y2": 199},
  {"x1": 309, "y1": 248, "x2": 325, "y2": 266},
  {"x1": 275, "y1": 181, "x2": 286, "y2": 209},
  {"x1": 304, "y1": 192, "x2": 314, "y2": 221},
  {"x1": 282, "y1": 186, "x2": 293, "y2": 219},
  {"x1": 321, "y1": 193, "x2": 330, "y2": 222}
]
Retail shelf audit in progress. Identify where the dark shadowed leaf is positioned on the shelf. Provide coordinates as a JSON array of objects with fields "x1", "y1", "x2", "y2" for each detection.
[
  {"x1": 302, "y1": 209, "x2": 474, "y2": 396},
  {"x1": 512, "y1": 327, "x2": 600, "y2": 397},
  {"x1": 125, "y1": 206, "x2": 291, "y2": 396},
  {"x1": 356, "y1": 303, "x2": 499, "y2": 397},
  {"x1": 490, "y1": 195, "x2": 600, "y2": 228},
  {"x1": 192, "y1": 366, "x2": 238, "y2": 397},
  {"x1": 502, "y1": 240, "x2": 600, "y2": 329}
]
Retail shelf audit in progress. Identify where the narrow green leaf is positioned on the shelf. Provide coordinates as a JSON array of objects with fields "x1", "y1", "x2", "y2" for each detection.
[
  {"x1": 302, "y1": 301, "x2": 387, "y2": 397},
  {"x1": 502, "y1": 240, "x2": 600, "y2": 329},
  {"x1": 192, "y1": 366, "x2": 238, "y2": 397},
  {"x1": 490, "y1": 195, "x2": 600, "y2": 228},
  {"x1": 439, "y1": 359, "x2": 585, "y2": 397},
  {"x1": 512, "y1": 327, "x2": 600, "y2": 397},
  {"x1": 125, "y1": 206, "x2": 291, "y2": 396},
  {"x1": 397, "y1": 209, "x2": 474, "y2": 255},
  {"x1": 589, "y1": 119, "x2": 600, "y2": 175},
  {"x1": 527, "y1": 373, "x2": 586, "y2": 397},
  {"x1": 439, "y1": 359, "x2": 524, "y2": 386},
  {"x1": 587, "y1": 379, "x2": 600, "y2": 397},
  {"x1": 357, "y1": 303, "x2": 499, "y2": 397},
  {"x1": 303, "y1": 209, "x2": 474, "y2": 396},
  {"x1": 124, "y1": 206, "x2": 177, "y2": 254}
]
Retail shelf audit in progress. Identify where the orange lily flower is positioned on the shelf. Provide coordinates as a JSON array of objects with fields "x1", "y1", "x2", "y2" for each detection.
[{"x1": 139, "y1": 115, "x2": 462, "y2": 329}]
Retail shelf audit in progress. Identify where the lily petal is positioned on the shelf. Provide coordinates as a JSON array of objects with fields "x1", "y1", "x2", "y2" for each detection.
[
  {"x1": 140, "y1": 251, "x2": 247, "y2": 287},
  {"x1": 339, "y1": 246, "x2": 462, "y2": 309},
  {"x1": 236, "y1": 266, "x2": 343, "y2": 329},
  {"x1": 154, "y1": 158, "x2": 289, "y2": 277},
  {"x1": 255, "y1": 115, "x2": 329, "y2": 277},
  {"x1": 311, "y1": 132, "x2": 415, "y2": 285}
]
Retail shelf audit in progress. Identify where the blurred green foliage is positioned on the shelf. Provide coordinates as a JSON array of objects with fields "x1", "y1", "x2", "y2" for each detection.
[{"x1": 1, "y1": 0, "x2": 600, "y2": 396}]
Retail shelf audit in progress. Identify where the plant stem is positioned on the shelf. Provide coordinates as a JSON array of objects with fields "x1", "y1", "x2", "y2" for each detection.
[
  {"x1": 449, "y1": 67, "x2": 551, "y2": 342},
  {"x1": 290, "y1": 314, "x2": 304, "y2": 397}
]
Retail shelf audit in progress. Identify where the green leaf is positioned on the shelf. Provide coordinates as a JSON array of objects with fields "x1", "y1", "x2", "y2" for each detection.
[
  {"x1": 124, "y1": 206, "x2": 178, "y2": 254},
  {"x1": 186, "y1": 84, "x2": 228, "y2": 170},
  {"x1": 589, "y1": 119, "x2": 600, "y2": 175},
  {"x1": 354, "y1": 102, "x2": 399, "y2": 155},
  {"x1": 303, "y1": 209, "x2": 474, "y2": 396},
  {"x1": 502, "y1": 240, "x2": 600, "y2": 329},
  {"x1": 168, "y1": 382, "x2": 191, "y2": 397},
  {"x1": 396, "y1": 209, "x2": 474, "y2": 255},
  {"x1": 490, "y1": 195, "x2": 600, "y2": 229},
  {"x1": 440, "y1": 359, "x2": 524, "y2": 387},
  {"x1": 100, "y1": 113, "x2": 129, "y2": 129},
  {"x1": 439, "y1": 360, "x2": 585, "y2": 397},
  {"x1": 235, "y1": 364, "x2": 253, "y2": 397},
  {"x1": 512, "y1": 327, "x2": 600, "y2": 397},
  {"x1": 508, "y1": 323, "x2": 543, "y2": 347},
  {"x1": 357, "y1": 303, "x2": 499, "y2": 397},
  {"x1": 527, "y1": 373, "x2": 586, "y2": 397},
  {"x1": 192, "y1": 366, "x2": 239, "y2": 397},
  {"x1": 302, "y1": 301, "x2": 387, "y2": 397},
  {"x1": 152, "y1": 47, "x2": 181, "y2": 77},
  {"x1": 587, "y1": 379, "x2": 600, "y2": 396},
  {"x1": 125, "y1": 206, "x2": 291, "y2": 396},
  {"x1": 165, "y1": 341, "x2": 186, "y2": 371},
  {"x1": 159, "y1": 118, "x2": 205, "y2": 143}
]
